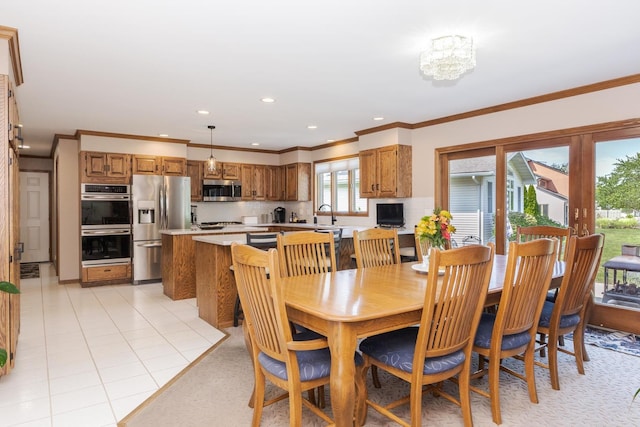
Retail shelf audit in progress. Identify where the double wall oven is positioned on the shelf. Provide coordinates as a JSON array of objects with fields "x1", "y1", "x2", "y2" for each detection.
[{"x1": 81, "y1": 184, "x2": 132, "y2": 267}]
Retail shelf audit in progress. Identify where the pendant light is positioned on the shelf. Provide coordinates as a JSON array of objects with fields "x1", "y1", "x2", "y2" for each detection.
[{"x1": 207, "y1": 125, "x2": 217, "y2": 172}]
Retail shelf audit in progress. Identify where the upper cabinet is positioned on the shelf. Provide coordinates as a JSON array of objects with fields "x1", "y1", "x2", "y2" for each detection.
[
  {"x1": 285, "y1": 163, "x2": 311, "y2": 201},
  {"x1": 132, "y1": 155, "x2": 186, "y2": 176},
  {"x1": 359, "y1": 145, "x2": 412, "y2": 198},
  {"x1": 204, "y1": 162, "x2": 241, "y2": 180},
  {"x1": 80, "y1": 151, "x2": 131, "y2": 183},
  {"x1": 240, "y1": 164, "x2": 266, "y2": 200},
  {"x1": 266, "y1": 165, "x2": 284, "y2": 201},
  {"x1": 186, "y1": 160, "x2": 203, "y2": 202}
]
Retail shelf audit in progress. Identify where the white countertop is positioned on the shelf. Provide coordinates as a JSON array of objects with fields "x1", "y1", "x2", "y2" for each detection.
[
  {"x1": 159, "y1": 225, "x2": 269, "y2": 236},
  {"x1": 193, "y1": 233, "x2": 248, "y2": 246}
]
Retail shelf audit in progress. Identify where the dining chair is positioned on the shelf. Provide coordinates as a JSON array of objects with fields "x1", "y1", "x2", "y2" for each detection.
[
  {"x1": 470, "y1": 238, "x2": 558, "y2": 425},
  {"x1": 358, "y1": 244, "x2": 495, "y2": 427},
  {"x1": 352, "y1": 227, "x2": 400, "y2": 268},
  {"x1": 535, "y1": 233, "x2": 604, "y2": 390},
  {"x1": 231, "y1": 243, "x2": 365, "y2": 426},
  {"x1": 516, "y1": 225, "x2": 572, "y2": 349},
  {"x1": 314, "y1": 228, "x2": 343, "y2": 271},
  {"x1": 233, "y1": 232, "x2": 281, "y2": 326},
  {"x1": 277, "y1": 231, "x2": 336, "y2": 277}
]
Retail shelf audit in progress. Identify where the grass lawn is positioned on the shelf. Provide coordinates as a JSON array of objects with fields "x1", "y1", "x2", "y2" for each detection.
[{"x1": 594, "y1": 227, "x2": 640, "y2": 284}]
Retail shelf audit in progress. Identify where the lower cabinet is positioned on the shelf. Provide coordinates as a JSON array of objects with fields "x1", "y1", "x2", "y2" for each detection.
[{"x1": 81, "y1": 264, "x2": 131, "y2": 286}]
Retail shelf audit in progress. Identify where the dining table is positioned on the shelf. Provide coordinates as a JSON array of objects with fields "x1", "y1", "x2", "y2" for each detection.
[{"x1": 282, "y1": 255, "x2": 565, "y2": 427}]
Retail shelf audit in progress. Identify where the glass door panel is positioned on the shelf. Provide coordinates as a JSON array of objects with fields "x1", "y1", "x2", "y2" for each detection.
[
  {"x1": 593, "y1": 138, "x2": 640, "y2": 311},
  {"x1": 447, "y1": 155, "x2": 496, "y2": 248}
]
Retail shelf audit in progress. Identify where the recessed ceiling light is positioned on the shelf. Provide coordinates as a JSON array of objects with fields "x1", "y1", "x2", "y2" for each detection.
[
  {"x1": 261, "y1": 97, "x2": 275, "y2": 103},
  {"x1": 327, "y1": 139, "x2": 335, "y2": 143},
  {"x1": 307, "y1": 125, "x2": 318, "y2": 129},
  {"x1": 197, "y1": 110, "x2": 210, "y2": 115},
  {"x1": 373, "y1": 117, "x2": 384, "y2": 121},
  {"x1": 251, "y1": 142, "x2": 260, "y2": 146},
  {"x1": 158, "y1": 133, "x2": 169, "y2": 137}
]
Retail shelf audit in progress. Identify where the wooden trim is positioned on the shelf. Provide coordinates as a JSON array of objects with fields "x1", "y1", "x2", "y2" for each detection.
[
  {"x1": 413, "y1": 74, "x2": 640, "y2": 130},
  {"x1": 75, "y1": 129, "x2": 189, "y2": 144},
  {"x1": 354, "y1": 122, "x2": 412, "y2": 137},
  {"x1": 589, "y1": 304, "x2": 640, "y2": 335},
  {"x1": 436, "y1": 117, "x2": 640, "y2": 155},
  {"x1": 0, "y1": 26, "x2": 23, "y2": 86}
]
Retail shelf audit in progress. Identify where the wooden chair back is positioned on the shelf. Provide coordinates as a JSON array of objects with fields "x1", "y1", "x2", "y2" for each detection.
[
  {"x1": 277, "y1": 231, "x2": 336, "y2": 277},
  {"x1": 352, "y1": 228, "x2": 400, "y2": 268},
  {"x1": 419, "y1": 244, "x2": 495, "y2": 359},
  {"x1": 554, "y1": 234, "x2": 604, "y2": 320},
  {"x1": 315, "y1": 228, "x2": 343, "y2": 268},
  {"x1": 231, "y1": 243, "x2": 290, "y2": 363},
  {"x1": 498, "y1": 238, "x2": 559, "y2": 337},
  {"x1": 516, "y1": 225, "x2": 571, "y2": 261}
]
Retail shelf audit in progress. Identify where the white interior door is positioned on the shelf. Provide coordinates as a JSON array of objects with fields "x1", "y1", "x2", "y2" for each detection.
[{"x1": 20, "y1": 171, "x2": 50, "y2": 263}]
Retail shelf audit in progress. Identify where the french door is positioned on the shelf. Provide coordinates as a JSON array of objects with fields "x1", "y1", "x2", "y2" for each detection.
[{"x1": 438, "y1": 124, "x2": 640, "y2": 334}]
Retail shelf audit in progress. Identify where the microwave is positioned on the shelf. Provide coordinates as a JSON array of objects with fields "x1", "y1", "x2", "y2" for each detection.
[{"x1": 202, "y1": 179, "x2": 241, "y2": 202}]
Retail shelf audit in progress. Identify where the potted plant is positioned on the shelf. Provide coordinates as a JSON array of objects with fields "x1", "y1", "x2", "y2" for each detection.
[{"x1": 0, "y1": 281, "x2": 20, "y2": 368}]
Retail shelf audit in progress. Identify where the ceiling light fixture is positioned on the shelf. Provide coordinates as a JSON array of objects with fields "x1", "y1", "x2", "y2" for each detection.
[
  {"x1": 197, "y1": 110, "x2": 210, "y2": 115},
  {"x1": 261, "y1": 97, "x2": 275, "y2": 103},
  {"x1": 307, "y1": 125, "x2": 317, "y2": 129},
  {"x1": 207, "y1": 125, "x2": 217, "y2": 172},
  {"x1": 373, "y1": 117, "x2": 384, "y2": 121},
  {"x1": 419, "y1": 35, "x2": 475, "y2": 81}
]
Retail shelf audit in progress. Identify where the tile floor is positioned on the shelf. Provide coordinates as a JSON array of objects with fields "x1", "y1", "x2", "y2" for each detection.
[{"x1": 0, "y1": 263, "x2": 226, "y2": 427}]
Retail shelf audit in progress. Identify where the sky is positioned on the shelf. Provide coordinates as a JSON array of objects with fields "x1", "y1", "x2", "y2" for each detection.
[{"x1": 523, "y1": 138, "x2": 639, "y2": 177}]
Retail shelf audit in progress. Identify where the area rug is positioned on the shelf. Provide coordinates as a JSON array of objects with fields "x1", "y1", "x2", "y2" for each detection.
[
  {"x1": 20, "y1": 263, "x2": 40, "y2": 279},
  {"x1": 119, "y1": 326, "x2": 640, "y2": 427},
  {"x1": 566, "y1": 326, "x2": 640, "y2": 357}
]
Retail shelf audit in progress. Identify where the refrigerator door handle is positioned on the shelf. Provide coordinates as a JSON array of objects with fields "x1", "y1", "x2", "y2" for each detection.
[
  {"x1": 137, "y1": 242, "x2": 162, "y2": 248},
  {"x1": 159, "y1": 184, "x2": 165, "y2": 229}
]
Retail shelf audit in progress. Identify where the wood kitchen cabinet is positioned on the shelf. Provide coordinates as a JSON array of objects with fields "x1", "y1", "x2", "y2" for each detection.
[
  {"x1": 132, "y1": 155, "x2": 186, "y2": 176},
  {"x1": 284, "y1": 163, "x2": 311, "y2": 201},
  {"x1": 241, "y1": 164, "x2": 266, "y2": 200},
  {"x1": 187, "y1": 160, "x2": 203, "y2": 201},
  {"x1": 359, "y1": 144, "x2": 412, "y2": 198},
  {"x1": 80, "y1": 151, "x2": 131, "y2": 183},
  {"x1": 266, "y1": 165, "x2": 284, "y2": 200},
  {"x1": 81, "y1": 264, "x2": 131, "y2": 286},
  {"x1": 203, "y1": 162, "x2": 242, "y2": 180}
]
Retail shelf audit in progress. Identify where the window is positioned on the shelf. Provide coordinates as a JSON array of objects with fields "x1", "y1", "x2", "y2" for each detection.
[
  {"x1": 487, "y1": 181, "x2": 494, "y2": 213},
  {"x1": 315, "y1": 157, "x2": 366, "y2": 215}
]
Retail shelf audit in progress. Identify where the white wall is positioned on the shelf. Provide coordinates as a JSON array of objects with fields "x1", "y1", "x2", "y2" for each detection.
[{"x1": 54, "y1": 138, "x2": 79, "y2": 282}]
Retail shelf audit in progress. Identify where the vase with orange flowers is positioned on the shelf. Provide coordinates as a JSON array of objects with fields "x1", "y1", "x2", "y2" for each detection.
[{"x1": 416, "y1": 208, "x2": 456, "y2": 265}]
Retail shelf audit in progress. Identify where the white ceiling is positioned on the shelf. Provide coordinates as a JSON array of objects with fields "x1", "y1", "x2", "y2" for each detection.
[{"x1": 5, "y1": 1, "x2": 640, "y2": 157}]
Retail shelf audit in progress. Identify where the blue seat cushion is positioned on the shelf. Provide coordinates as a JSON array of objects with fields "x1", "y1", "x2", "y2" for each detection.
[
  {"x1": 258, "y1": 334, "x2": 363, "y2": 381},
  {"x1": 474, "y1": 313, "x2": 531, "y2": 350},
  {"x1": 359, "y1": 327, "x2": 465, "y2": 375},
  {"x1": 538, "y1": 301, "x2": 581, "y2": 329}
]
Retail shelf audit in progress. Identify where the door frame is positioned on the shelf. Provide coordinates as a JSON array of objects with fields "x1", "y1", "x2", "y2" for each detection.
[{"x1": 437, "y1": 118, "x2": 640, "y2": 334}]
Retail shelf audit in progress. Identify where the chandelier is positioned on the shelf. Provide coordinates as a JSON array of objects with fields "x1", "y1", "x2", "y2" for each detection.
[
  {"x1": 420, "y1": 35, "x2": 476, "y2": 81},
  {"x1": 207, "y1": 125, "x2": 217, "y2": 172}
]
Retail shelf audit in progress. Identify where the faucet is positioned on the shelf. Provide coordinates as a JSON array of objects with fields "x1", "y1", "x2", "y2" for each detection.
[{"x1": 318, "y1": 204, "x2": 336, "y2": 225}]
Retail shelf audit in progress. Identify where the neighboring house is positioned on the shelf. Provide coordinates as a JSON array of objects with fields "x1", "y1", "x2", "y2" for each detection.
[
  {"x1": 527, "y1": 160, "x2": 569, "y2": 226},
  {"x1": 449, "y1": 152, "x2": 536, "y2": 245}
]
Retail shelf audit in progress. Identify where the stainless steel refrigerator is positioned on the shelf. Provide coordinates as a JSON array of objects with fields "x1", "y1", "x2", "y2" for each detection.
[{"x1": 132, "y1": 174, "x2": 191, "y2": 284}]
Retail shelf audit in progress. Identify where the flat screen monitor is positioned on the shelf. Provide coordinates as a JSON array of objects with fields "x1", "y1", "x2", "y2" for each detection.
[{"x1": 376, "y1": 203, "x2": 405, "y2": 227}]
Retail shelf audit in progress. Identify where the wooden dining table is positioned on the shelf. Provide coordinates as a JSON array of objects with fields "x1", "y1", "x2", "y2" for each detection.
[{"x1": 282, "y1": 255, "x2": 565, "y2": 427}]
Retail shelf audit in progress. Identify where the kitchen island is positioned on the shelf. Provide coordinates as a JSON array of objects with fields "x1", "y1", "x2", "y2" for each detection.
[
  {"x1": 192, "y1": 234, "x2": 248, "y2": 328},
  {"x1": 159, "y1": 226, "x2": 267, "y2": 300}
]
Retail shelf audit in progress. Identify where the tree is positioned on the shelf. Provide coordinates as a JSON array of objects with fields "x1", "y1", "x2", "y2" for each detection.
[
  {"x1": 596, "y1": 153, "x2": 640, "y2": 211},
  {"x1": 524, "y1": 185, "x2": 538, "y2": 216}
]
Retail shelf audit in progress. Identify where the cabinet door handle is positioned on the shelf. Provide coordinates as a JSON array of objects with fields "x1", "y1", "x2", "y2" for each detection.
[{"x1": 371, "y1": 184, "x2": 375, "y2": 191}]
